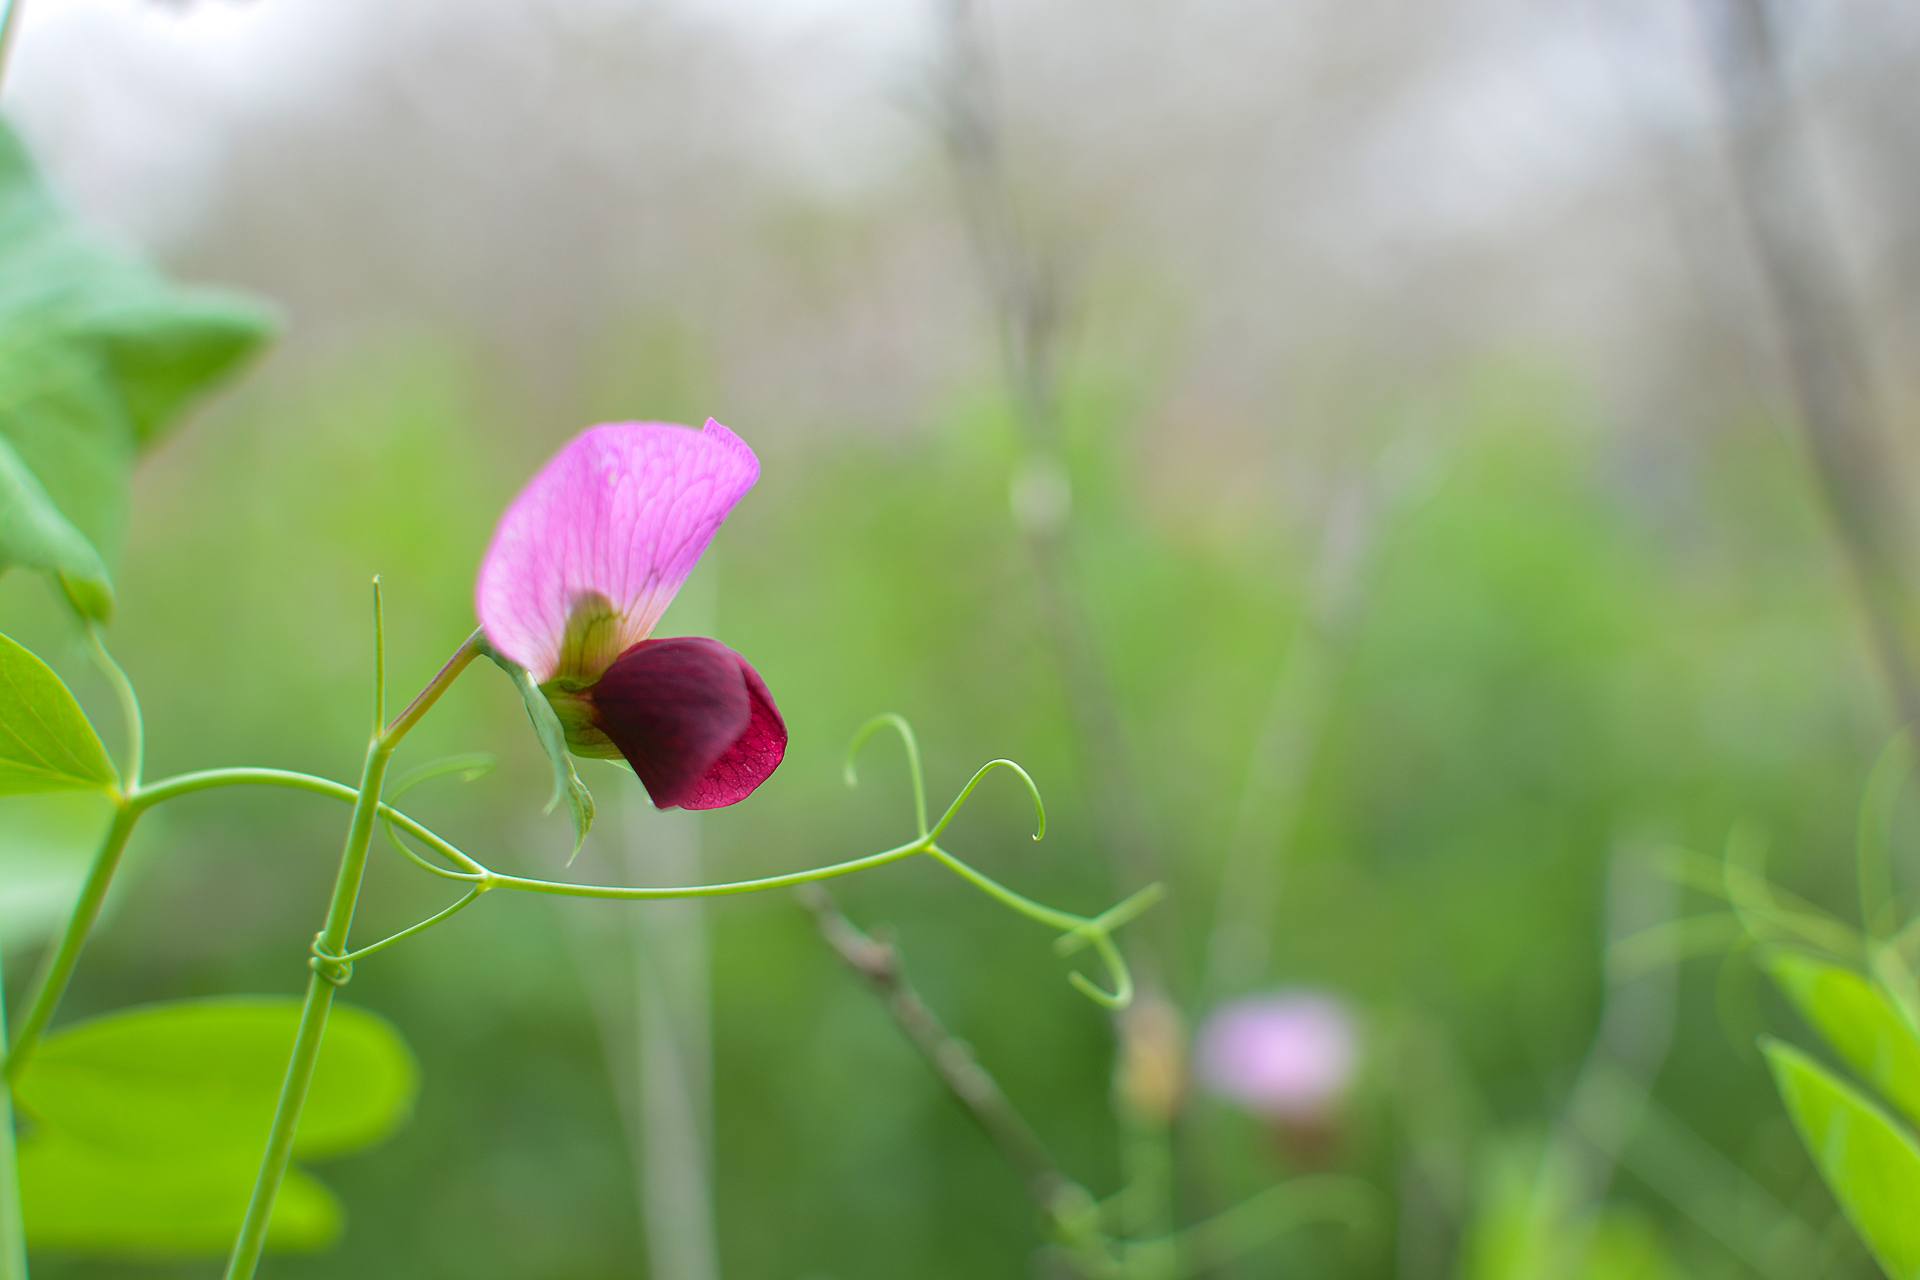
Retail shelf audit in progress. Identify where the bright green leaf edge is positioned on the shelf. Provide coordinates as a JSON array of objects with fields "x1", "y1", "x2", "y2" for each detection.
[
  {"x1": 1769, "y1": 947, "x2": 1920, "y2": 1133},
  {"x1": 1763, "y1": 1038, "x2": 1920, "y2": 1280}
]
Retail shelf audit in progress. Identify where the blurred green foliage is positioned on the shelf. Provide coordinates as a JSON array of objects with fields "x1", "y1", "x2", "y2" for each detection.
[
  {"x1": 0, "y1": 121, "x2": 271, "y2": 622},
  {"x1": 0, "y1": 302, "x2": 1906, "y2": 1277}
]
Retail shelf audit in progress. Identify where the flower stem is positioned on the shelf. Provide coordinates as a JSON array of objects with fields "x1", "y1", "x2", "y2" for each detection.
[
  {"x1": 0, "y1": 932, "x2": 29, "y2": 1280},
  {"x1": 223, "y1": 629, "x2": 482, "y2": 1280}
]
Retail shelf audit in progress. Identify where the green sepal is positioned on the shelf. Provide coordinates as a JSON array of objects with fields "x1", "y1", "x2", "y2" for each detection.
[{"x1": 487, "y1": 649, "x2": 596, "y2": 862}]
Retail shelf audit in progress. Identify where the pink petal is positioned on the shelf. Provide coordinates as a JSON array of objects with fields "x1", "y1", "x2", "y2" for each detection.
[
  {"x1": 591, "y1": 637, "x2": 787, "y2": 810},
  {"x1": 476, "y1": 420, "x2": 759, "y2": 683},
  {"x1": 1195, "y1": 993, "x2": 1358, "y2": 1120}
]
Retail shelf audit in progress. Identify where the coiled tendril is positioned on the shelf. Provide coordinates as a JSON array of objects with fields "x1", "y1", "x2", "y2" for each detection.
[{"x1": 845, "y1": 713, "x2": 1161, "y2": 1009}]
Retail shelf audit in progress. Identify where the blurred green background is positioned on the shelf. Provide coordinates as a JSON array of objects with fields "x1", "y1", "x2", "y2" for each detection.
[{"x1": 4, "y1": 0, "x2": 1920, "y2": 1276}]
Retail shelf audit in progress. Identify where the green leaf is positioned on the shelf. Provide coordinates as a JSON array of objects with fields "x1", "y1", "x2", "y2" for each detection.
[
  {"x1": 1764, "y1": 1039, "x2": 1920, "y2": 1280},
  {"x1": 0, "y1": 438, "x2": 112, "y2": 617},
  {"x1": 20, "y1": 1139, "x2": 338, "y2": 1258},
  {"x1": 497, "y1": 656, "x2": 595, "y2": 861},
  {"x1": 15, "y1": 997, "x2": 416, "y2": 1161},
  {"x1": 0, "y1": 121, "x2": 275, "y2": 620},
  {"x1": 12, "y1": 998, "x2": 411, "y2": 1258},
  {"x1": 1770, "y1": 949, "x2": 1920, "y2": 1131},
  {"x1": 0, "y1": 629, "x2": 116, "y2": 794}
]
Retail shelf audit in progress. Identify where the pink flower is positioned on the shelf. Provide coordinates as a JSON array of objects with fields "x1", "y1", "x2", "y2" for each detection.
[
  {"x1": 476, "y1": 419, "x2": 785, "y2": 810},
  {"x1": 1195, "y1": 993, "x2": 1358, "y2": 1122}
]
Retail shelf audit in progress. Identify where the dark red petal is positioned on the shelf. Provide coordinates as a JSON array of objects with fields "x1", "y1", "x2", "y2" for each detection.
[{"x1": 591, "y1": 637, "x2": 787, "y2": 810}]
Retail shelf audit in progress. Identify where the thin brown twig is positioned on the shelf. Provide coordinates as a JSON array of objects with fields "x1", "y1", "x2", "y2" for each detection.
[
  {"x1": 1695, "y1": 0, "x2": 1920, "y2": 732},
  {"x1": 799, "y1": 886, "x2": 1081, "y2": 1210}
]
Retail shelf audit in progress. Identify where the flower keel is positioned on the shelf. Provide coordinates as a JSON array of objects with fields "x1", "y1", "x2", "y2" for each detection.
[{"x1": 591, "y1": 637, "x2": 786, "y2": 810}]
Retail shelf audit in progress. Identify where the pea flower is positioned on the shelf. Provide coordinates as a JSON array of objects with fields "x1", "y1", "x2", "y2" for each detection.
[
  {"x1": 1195, "y1": 992, "x2": 1357, "y2": 1123},
  {"x1": 476, "y1": 419, "x2": 785, "y2": 810}
]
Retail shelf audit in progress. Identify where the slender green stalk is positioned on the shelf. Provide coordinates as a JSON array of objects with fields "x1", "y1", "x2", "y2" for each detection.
[
  {"x1": 370, "y1": 578, "x2": 385, "y2": 739},
  {"x1": 133, "y1": 768, "x2": 486, "y2": 878},
  {"x1": 7, "y1": 736, "x2": 1144, "y2": 1101},
  {"x1": 382, "y1": 824, "x2": 488, "y2": 883},
  {"x1": 334, "y1": 888, "x2": 483, "y2": 965},
  {"x1": 3, "y1": 803, "x2": 139, "y2": 1084},
  {"x1": 86, "y1": 628, "x2": 144, "y2": 791},
  {"x1": 845, "y1": 713, "x2": 930, "y2": 836},
  {"x1": 0, "y1": 932, "x2": 29, "y2": 1280},
  {"x1": 928, "y1": 759, "x2": 1045, "y2": 843},
  {"x1": 923, "y1": 843, "x2": 1077, "y2": 931},
  {"x1": 0, "y1": 769, "x2": 480, "y2": 1089},
  {"x1": 224, "y1": 630, "x2": 482, "y2": 1280},
  {"x1": 133, "y1": 767, "x2": 366, "y2": 808},
  {"x1": 919, "y1": 846, "x2": 1140, "y2": 1007},
  {"x1": 486, "y1": 840, "x2": 927, "y2": 900},
  {"x1": 123, "y1": 767, "x2": 1134, "y2": 943},
  {"x1": 5, "y1": 633, "x2": 151, "y2": 1085}
]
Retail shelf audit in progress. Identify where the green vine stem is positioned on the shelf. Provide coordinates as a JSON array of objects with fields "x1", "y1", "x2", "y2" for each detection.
[
  {"x1": 2, "y1": 805, "x2": 138, "y2": 1085},
  {"x1": 223, "y1": 627, "x2": 484, "y2": 1280},
  {"x1": 4, "y1": 628, "x2": 147, "y2": 1086},
  {"x1": 4, "y1": 725, "x2": 1158, "y2": 1103},
  {"x1": 0, "y1": 640, "x2": 1155, "y2": 1276}
]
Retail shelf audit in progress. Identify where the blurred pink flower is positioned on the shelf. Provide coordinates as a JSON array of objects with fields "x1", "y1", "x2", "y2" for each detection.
[
  {"x1": 477, "y1": 419, "x2": 785, "y2": 810},
  {"x1": 1196, "y1": 992, "x2": 1358, "y2": 1121}
]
